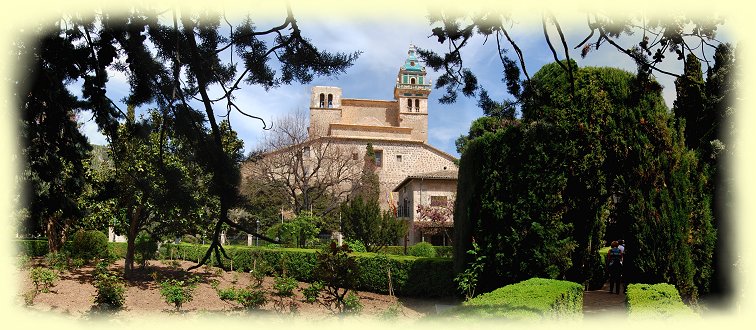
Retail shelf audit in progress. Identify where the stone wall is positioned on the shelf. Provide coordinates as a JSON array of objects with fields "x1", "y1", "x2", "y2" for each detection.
[
  {"x1": 396, "y1": 178, "x2": 457, "y2": 244},
  {"x1": 327, "y1": 138, "x2": 457, "y2": 210},
  {"x1": 340, "y1": 99, "x2": 400, "y2": 127}
]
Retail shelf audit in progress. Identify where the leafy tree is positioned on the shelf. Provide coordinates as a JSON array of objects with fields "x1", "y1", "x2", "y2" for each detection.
[
  {"x1": 14, "y1": 6, "x2": 359, "y2": 271},
  {"x1": 418, "y1": 10, "x2": 725, "y2": 108},
  {"x1": 243, "y1": 109, "x2": 362, "y2": 219}
]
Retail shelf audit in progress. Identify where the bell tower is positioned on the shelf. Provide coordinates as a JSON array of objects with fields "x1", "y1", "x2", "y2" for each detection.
[{"x1": 395, "y1": 44, "x2": 431, "y2": 142}]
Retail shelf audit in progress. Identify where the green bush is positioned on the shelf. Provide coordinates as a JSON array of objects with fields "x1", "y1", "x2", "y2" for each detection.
[
  {"x1": 442, "y1": 278, "x2": 583, "y2": 320},
  {"x1": 93, "y1": 271, "x2": 126, "y2": 308},
  {"x1": 147, "y1": 243, "x2": 454, "y2": 297},
  {"x1": 159, "y1": 277, "x2": 199, "y2": 311},
  {"x1": 135, "y1": 233, "x2": 158, "y2": 268},
  {"x1": 377, "y1": 245, "x2": 453, "y2": 257},
  {"x1": 343, "y1": 291, "x2": 363, "y2": 315},
  {"x1": 626, "y1": 283, "x2": 698, "y2": 320},
  {"x1": 235, "y1": 287, "x2": 267, "y2": 310},
  {"x1": 30, "y1": 267, "x2": 59, "y2": 294},
  {"x1": 345, "y1": 239, "x2": 367, "y2": 253},
  {"x1": 16, "y1": 239, "x2": 49, "y2": 257},
  {"x1": 409, "y1": 242, "x2": 436, "y2": 257},
  {"x1": 109, "y1": 242, "x2": 128, "y2": 259},
  {"x1": 301, "y1": 281, "x2": 324, "y2": 303},
  {"x1": 44, "y1": 251, "x2": 70, "y2": 271},
  {"x1": 70, "y1": 230, "x2": 109, "y2": 262}
]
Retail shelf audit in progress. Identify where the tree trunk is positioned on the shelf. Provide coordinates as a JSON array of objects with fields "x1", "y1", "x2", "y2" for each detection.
[
  {"x1": 46, "y1": 215, "x2": 68, "y2": 254},
  {"x1": 124, "y1": 206, "x2": 141, "y2": 277}
]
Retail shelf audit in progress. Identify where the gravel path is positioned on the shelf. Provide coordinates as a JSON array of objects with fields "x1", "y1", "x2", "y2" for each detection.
[{"x1": 583, "y1": 281, "x2": 627, "y2": 318}]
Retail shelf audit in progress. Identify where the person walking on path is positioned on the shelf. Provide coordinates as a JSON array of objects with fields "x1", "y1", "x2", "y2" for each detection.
[{"x1": 607, "y1": 240, "x2": 624, "y2": 294}]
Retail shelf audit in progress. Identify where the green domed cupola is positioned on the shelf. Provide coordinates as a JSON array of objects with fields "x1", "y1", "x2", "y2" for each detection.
[{"x1": 403, "y1": 44, "x2": 423, "y2": 72}]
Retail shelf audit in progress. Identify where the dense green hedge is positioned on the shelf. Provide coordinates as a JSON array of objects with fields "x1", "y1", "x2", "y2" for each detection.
[
  {"x1": 626, "y1": 283, "x2": 698, "y2": 320},
  {"x1": 15, "y1": 239, "x2": 49, "y2": 257},
  {"x1": 159, "y1": 243, "x2": 455, "y2": 297},
  {"x1": 381, "y1": 245, "x2": 453, "y2": 258},
  {"x1": 441, "y1": 278, "x2": 583, "y2": 320}
]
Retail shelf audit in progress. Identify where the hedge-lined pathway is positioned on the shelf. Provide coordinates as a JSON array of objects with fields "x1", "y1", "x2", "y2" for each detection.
[{"x1": 583, "y1": 282, "x2": 626, "y2": 317}]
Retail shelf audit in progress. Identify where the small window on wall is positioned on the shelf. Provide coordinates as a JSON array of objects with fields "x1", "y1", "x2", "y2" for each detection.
[
  {"x1": 327, "y1": 94, "x2": 333, "y2": 108},
  {"x1": 319, "y1": 93, "x2": 325, "y2": 107},
  {"x1": 396, "y1": 155, "x2": 402, "y2": 162},
  {"x1": 407, "y1": 99, "x2": 412, "y2": 110},
  {"x1": 352, "y1": 152, "x2": 358, "y2": 160},
  {"x1": 430, "y1": 195, "x2": 448, "y2": 207},
  {"x1": 374, "y1": 150, "x2": 383, "y2": 167},
  {"x1": 410, "y1": 77, "x2": 416, "y2": 84},
  {"x1": 303, "y1": 146, "x2": 310, "y2": 158},
  {"x1": 415, "y1": 99, "x2": 420, "y2": 112}
]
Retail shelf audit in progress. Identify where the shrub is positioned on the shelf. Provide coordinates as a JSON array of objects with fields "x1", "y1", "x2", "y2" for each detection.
[
  {"x1": 272, "y1": 275, "x2": 298, "y2": 313},
  {"x1": 343, "y1": 291, "x2": 363, "y2": 315},
  {"x1": 16, "y1": 254, "x2": 32, "y2": 269},
  {"x1": 217, "y1": 287, "x2": 237, "y2": 301},
  {"x1": 44, "y1": 251, "x2": 70, "y2": 271},
  {"x1": 70, "y1": 230, "x2": 109, "y2": 262},
  {"x1": 30, "y1": 267, "x2": 59, "y2": 294},
  {"x1": 442, "y1": 278, "x2": 583, "y2": 320},
  {"x1": 135, "y1": 233, "x2": 158, "y2": 268},
  {"x1": 409, "y1": 242, "x2": 436, "y2": 257},
  {"x1": 16, "y1": 239, "x2": 48, "y2": 257},
  {"x1": 70, "y1": 258, "x2": 85, "y2": 270},
  {"x1": 626, "y1": 283, "x2": 698, "y2": 320},
  {"x1": 93, "y1": 271, "x2": 126, "y2": 308},
  {"x1": 301, "y1": 281, "x2": 323, "y2": 303},
  {"x1": 345, "y1": 239, "x2": 367, "y2": 253},
  {"x1": 108, "y1": 242, "x2": 128, "y2": 259},
  {"x1": 235, "y1": 287, "x2": 267, "y2": 310},
  {"x1": 455, "y1": 241, "x2": 485, "y2": 300},
  {"x1": 159, "y1": 277, "x2": 199, "y2": 311},
  {"x1": 379, "y1": 302, "x2": 405, "y2": 320},
  {"x1": 143, "y1": 243, "x2": 455, "y2": 297},
  {"x1": 315, "y1": 242, "x2": 359, "y2": 313}
]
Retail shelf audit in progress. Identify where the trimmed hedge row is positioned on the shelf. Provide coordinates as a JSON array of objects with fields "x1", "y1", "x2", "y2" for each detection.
[
  {"x1": 380, "y1": 245, "x2": 453, "y2": 258},
  {"x1": 442, "y1": 278, "x2": 583, "y2": 320},
  {"x1": 626, "y1": 283, "x2": 698, "y2": 320},
  {"x1": 159, "y1": 243, "x2": 455, "y2": 297},
  {"x1": 15, "y1": 239, "x2": 49, "y2": 257}
]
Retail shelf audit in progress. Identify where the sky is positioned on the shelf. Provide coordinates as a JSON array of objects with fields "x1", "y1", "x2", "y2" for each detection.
[{"x1": 75, "y1": 6, "x2": 730, "y2": 159}]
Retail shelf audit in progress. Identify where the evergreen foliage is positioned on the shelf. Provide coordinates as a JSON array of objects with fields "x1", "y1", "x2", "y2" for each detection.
[
  {"x1": 340, "y1": 196, "x2": 407, "y2": 253},
  {"x1": 454, "y1": 62, "x2": 716, "y2": 300}
]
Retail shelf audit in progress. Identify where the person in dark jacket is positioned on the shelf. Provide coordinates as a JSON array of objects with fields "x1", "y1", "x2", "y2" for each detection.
[{"x1": 607, "y1": 240, "x2": 624, "y2": 294}]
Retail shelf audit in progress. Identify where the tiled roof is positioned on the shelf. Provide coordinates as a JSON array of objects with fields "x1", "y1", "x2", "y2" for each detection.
[{"x1": 393, "y1": 169, "x2": 458, "y2": 191}]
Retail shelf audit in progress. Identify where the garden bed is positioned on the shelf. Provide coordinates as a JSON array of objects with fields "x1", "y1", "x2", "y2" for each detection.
[{"x1": 15, "y1": 258, "x2": 458, "y2": 320}]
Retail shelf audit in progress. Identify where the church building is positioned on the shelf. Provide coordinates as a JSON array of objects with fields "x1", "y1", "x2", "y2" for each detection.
[{"x1": 307, "y1": 45, "x2": 458, "y2": 245}]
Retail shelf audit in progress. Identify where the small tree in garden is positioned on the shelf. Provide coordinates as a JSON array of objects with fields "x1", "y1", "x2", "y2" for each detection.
[{"x1": 314, "y1": 242, "x2": 360, "y2": 313}]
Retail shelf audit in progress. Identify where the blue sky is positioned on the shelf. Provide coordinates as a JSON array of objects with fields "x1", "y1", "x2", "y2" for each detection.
[{"x1": 76, "y1": 9, "x2": 728, "y2": 159}]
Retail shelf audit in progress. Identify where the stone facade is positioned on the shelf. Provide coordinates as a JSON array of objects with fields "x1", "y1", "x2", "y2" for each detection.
[
  {"x1": 394, "y1": 171, "x2": 457, "y2": 245},
  {"x1": 246, "y1": 45, "x2": 459, "y2": 245}
]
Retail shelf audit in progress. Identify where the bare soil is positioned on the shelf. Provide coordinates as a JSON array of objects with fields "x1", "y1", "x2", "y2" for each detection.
[{"x1": 15, "y1": 258, "x2": 458, "y2": 320}]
